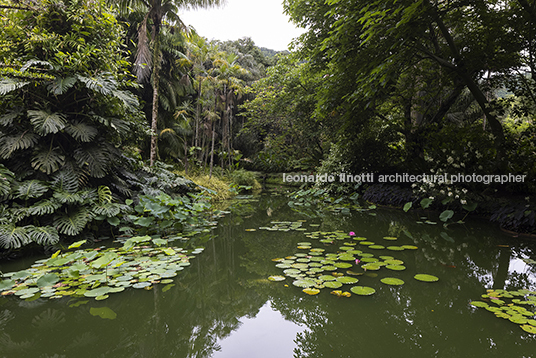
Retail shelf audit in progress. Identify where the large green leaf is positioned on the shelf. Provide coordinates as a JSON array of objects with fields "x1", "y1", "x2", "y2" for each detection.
[
  {"x1": 65, "y1": 121, "x2": 98, "y2": 142},
  {"x1": 0, "y1": 225, "x2": 31, "y2": 249},
  {"x1": 0, "y1": 78, "x2": 30, "y2": 95},
  {"x1": 47, "y1": 76, "x2": 77, "y2": 95},
  {"x1": 28, "y1": 110, "x2": 67, "y2": 135},
  {"x1": 53, "y1": 207, "x2": 91, "y2": 236},
  {"x1": 14, "y1": 180, "x2": 49, "y2": 200},
  {"x1": 31, "y1": 147, "x2": 65, "y2": 174},
  {"x1": 73, "y1": 144, "x2": 110, "y2": 178},
  {"x1": 0, "y1": 132, "x2": 39, "y2": 159},
  {"x1": 27, "y1": 226, "x2": 60, "y2": 245}
]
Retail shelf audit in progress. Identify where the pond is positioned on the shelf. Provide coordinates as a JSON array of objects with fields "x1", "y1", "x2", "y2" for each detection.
[{"x1": 1, "y1": 191, "x2": 535, "y2": 357}]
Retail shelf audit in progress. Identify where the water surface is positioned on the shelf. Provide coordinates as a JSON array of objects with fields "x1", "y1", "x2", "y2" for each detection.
[{"x1": 1, "y1": 192, "x2": 535, "y2": 357}]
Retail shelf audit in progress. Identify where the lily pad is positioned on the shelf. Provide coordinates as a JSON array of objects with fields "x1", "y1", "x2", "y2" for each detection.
[
  {"x1": 521, "y1": 324, "x2": 536, "y2": 334},
  {"x1": 414, "y1": 274, "x2": 439, "y2": 282},
  {"x1": 368, "y1": 245, "x2": 385, "y2": 250},
  {"x1": 386, "y1": 246, "x2": 404, "y2": 251},
  {"x1": 37, "y1": 273, "x2": 60, "y2": 288},
  {"x1": 336, "y1": 276, "x2": 358, "y2": 284},
  {"x1": 350, "y1": 286, "x2": 376, "y2": 296},
  {"x1": 268, "y1": 275, "x2": 286, "y2": 282},
  {"x1": 334, "y1": 262, "x2": 353, "y2": 269},
  {"x1": 303, "y1": 288, "x2": 320, "y2": 295},
  {"x1": 324, "y1": 281, "x2": 343, "y2": 289},
  {"x1": 386, "y1": 265, "x2": 406, "y2": 271},
  {"x1": 380, "y1": 277, "x2": 404, "y2": 286},
  {"x1": 318, "y1": 275, "x2": 336, "y2": 281},
  {"x1": 470, "y1": 301, "x2": 489, "y2": 308},
  {"x1": 292, "y1": 279, "x2": 316, "y2": 288}
]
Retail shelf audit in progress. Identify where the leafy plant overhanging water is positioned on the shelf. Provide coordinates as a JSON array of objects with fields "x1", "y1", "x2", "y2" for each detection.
[
  {"x1": 0, "y1": 236, "x2": 203, "y2": 301},
  {"x1": 265, "y1": 222, "x2": 438, "y2": 297}
]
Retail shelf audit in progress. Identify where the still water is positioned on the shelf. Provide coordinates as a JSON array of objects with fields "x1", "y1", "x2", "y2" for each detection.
[{"x1": 1, "y1": 192, "x2": 535, "y2": 357}]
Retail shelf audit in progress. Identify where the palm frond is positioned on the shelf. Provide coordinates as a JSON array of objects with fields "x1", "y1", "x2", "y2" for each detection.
[
  {"x1": 0, "y1": 78, "x2": 30, "y2": 95},
  {"x1": 47, "y1": 76, "x2": 77, "y2": 95},
  {"x1": 65, "y1": 121, "x2": 98, "y2": 142},
  {"x1": 53, "y1": 207, "x2": 91, "y2": 236},
  {"x1": 0, "y1": 224, "x2": 31, "y2": 249},
  {"x1": 26, "y1": 225, "x2": 60, "y2": 245},
  {"x1": 13, "y1": 180, "x2": 49, "y2": 200},
  {"x1": 0, "y1": 132, "x2": 40, "y2": 159},
  {"x1": 31, "y1": 147, "x2": 65, "y2": 174},
  {"x1": 134, "y1": 15, "x2": 153, "y2": 82},
  {"x1": 27, "y1": 109, "x2": 67, "y2": 135}
]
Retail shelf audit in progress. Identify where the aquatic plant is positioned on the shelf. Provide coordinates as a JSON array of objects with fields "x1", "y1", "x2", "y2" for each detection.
[
  {"x1": 0, "y1": 236, "x2": 204, "y2": 301},
  {"x1": 470, "y1": 289, "x2": 536, "y2": 335},
  {"x1": 267, "y1": 225, "x2": 439, "y2": 298}
]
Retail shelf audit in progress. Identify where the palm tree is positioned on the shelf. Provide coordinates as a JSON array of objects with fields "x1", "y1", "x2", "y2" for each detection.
[{"x1": 114, "y1": 0, "x2": 225, "y2": 166}]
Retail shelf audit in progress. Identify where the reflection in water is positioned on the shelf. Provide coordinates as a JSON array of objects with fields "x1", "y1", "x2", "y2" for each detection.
[
  {"x1": 212, "y1": 301, "x2": 306, "y2": 358},
  {"x1": 0, "y1": 192, "x2": 535, "y2": 357}
]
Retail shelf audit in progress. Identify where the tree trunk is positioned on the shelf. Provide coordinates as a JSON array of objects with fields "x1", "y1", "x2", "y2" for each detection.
[
  {"x1": 150, "y1": 60, "x2": 160, "y2": 166},
  {"x1": 209, "y1": 120, "x2": 215, "y2": 179}
]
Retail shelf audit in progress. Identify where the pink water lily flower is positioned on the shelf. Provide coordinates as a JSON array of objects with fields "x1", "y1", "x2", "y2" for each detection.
[{"x1": 349, "y1": 231, "x2": 356, "y2": 236}]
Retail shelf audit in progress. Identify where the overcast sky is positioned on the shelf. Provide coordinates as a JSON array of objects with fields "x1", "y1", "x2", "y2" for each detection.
[{"x1": 178, "y1": 0, "x2": 305, "y2": 51}]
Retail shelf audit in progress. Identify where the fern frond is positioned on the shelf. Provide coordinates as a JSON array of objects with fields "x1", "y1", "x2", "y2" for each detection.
[
  {"x1": 0, "y1": 132, "x2": 39, "y2": 159},
  {"x1": 53, "y1": 207, "x2": 91, "y2": 236},
  {"x1": 26, "y1": 225, "x2": 59, "y2": 245},
  {"x1": 0, "y1": 108, "x2": 23, "y2": 127},
  {"x1": 0, "y1": 224, "x2": 31, "y2": 249},
  {"x1": 27, "y1": 110, "x2": 67, "y2": 135},
  {"x1": 74, "y1": 145, "x2": 110, "y2": 178},
  {"x1": 51, "y1": 166, "x2": 79, "y2": 193},
  {"x1": 64, "y1": 121, "x2": 98, "y2": 142},
  {"x1": 27, "y1": 198, "x2": 62, "y2": 215},
  {"x1": 47, "y1": 76, "x2": 77, "y2": 95},
  {"x1": 31, "y1": 147, "x2": 65, "y2": 174},
  {"x1": 13, "y1": 180, "x2": 49, "y2": 200},
  {"x1": 0, "y1": 78, "x2": 30, "y2": 95}
]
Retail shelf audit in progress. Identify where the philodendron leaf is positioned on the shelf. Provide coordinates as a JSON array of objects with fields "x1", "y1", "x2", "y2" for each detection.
[{"x1": 462, "y1": 203, "x2": 478, "y2": 212}]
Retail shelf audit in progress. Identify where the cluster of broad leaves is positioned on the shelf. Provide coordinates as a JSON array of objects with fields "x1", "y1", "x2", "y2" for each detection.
[
  {"x1": 266, "y1": 223, "x2": 438, "y2": 297},
  {"x1": 0, "y1": 0, "x2": 146, "y2": 249},
  {"x1": 470, "y1": 289, "x2": 536, "y2": 335},
  {"x1": 0, "y1": 236, "x2": 204, "y2": 301}
]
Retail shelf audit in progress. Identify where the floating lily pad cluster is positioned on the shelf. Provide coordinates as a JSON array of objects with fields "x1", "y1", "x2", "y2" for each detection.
[
  {"x1": 0, "y1": 236, "x2": 203, "y2": 301},
  {"x1": 268, "y1": 231, "x2": 439, "y2": 297},
  {"x1": 470, "y1": 289, "x2": 536, "y2": 334},
  {"x1": 258, "y1": 220, "x2": 308, "y2": 232}
]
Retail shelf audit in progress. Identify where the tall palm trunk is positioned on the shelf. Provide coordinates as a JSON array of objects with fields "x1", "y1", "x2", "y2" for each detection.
[
  {"x1": 209, "y1": 119, "x2": 215, "y2": 179},
  {"x1": 150, "y1": 58, "x2": 160, "y2": 166}
]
